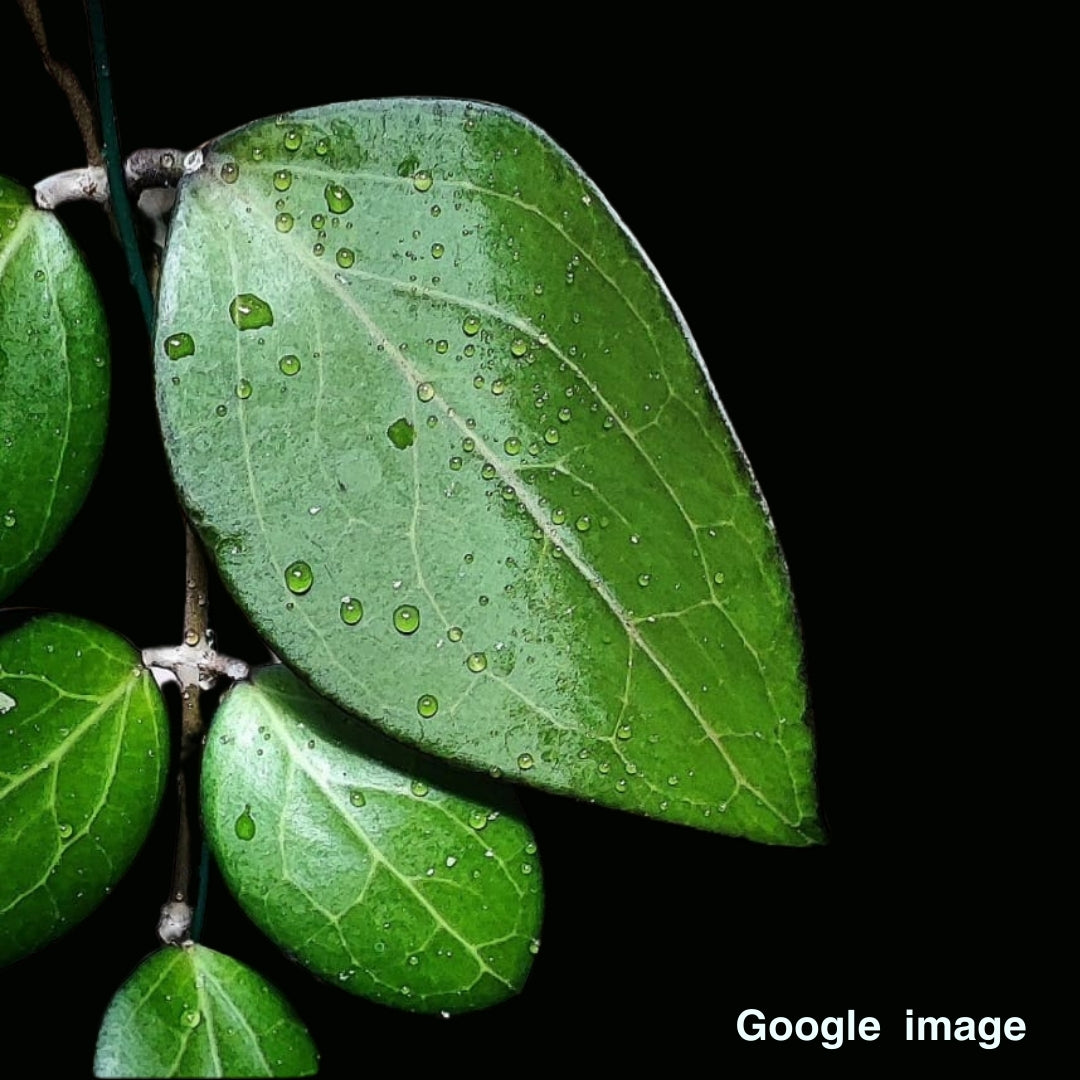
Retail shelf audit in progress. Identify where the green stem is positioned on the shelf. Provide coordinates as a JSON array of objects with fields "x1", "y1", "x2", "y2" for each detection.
[{"x1": 86, "y1": 0, "x2": 154, "y2": 331}]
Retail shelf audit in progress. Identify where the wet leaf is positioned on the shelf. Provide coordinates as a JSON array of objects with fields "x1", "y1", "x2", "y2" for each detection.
[
  {"x1": 93, "y1": 944, "x2": 318, "y2": 1078},
  {"x1": 201, "y1": 664, "x2": 542, "y2": 1013},
  {"x1": 156, "y1": 100, "x2": 819, "y2": 844},
  {"x1": 0, "y1": 613, "x2": 168, "y2": 965},
  {"x1": 0, "y1": 176, "x2": 109, "y2": 600}
]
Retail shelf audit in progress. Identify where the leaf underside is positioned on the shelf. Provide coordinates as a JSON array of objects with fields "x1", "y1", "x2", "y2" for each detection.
[
  {"x1": 156, "y1": 99, "x2": 820, "y2": 844},
  {"x1": 0, "y1": 175, "x2": 109, "y2": 601},
  {"x1": 0, "y1": 613, "x2": 168, "y2": 965},
  {"x1": 202, "y1": 664, "x2": 542, "y2": 1013},
  {"x1": 93, "y1": 944, "x2": 318, "y2": 1078}
]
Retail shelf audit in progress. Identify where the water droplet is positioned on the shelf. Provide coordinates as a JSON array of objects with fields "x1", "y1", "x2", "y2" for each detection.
[
  {"x1": 284, "y1": 560, "x2": 314, "y2": 594},
  {"x1": 273, "y1": 169, "x2": 293, "y2": 191},
  {"x1": 312, "y1": 242, "x2": 325, "y2": 257},
  {"x1": 491, "y1": 379, "x2": 507, "y2": 396},
  {"x1": 615, "y1": 778, "x2": 628, "y2": 793},
  {"x1": 2, "y1": 511, "x2": 16, "y2": 528},
  {"x1": 387, "y1": 417, "x2": 416, "y2": 449},
  {"x1": 477, "y1": 594, "x2": 489, "y2": 605},
  {"x1": 551, "y1": 507, "x2": 567, "y2": 525},
  {"x1": 279, "y1": 354, "x2": 301, "y2": 376},
  {"x1": 339, "y1": 597, "x2": 363, "y2": 625},
  {"x1": 413, "y1": 170, "x2": 434, "y2": 192},
  {"x1": 575, "y1": 515, "x2": 591, "y2": 532},
  {"x1": 462, "y1": 314, "x2": 481, "y2": 336},
  {"x1": 529, "y1": 939, "x2": 541, "y2": 955},
  {"x1": 311, "y1": 213, "x2": 326, "y2": 229},
  {"x1": 713, "y1": 571, "x2": 725, "y2": 585},
  {"x1": 324, "y1": 182, "x2": 354, "y2": 213},
  {"x1": 463, "y1": 552, "x2": 475, "y2": 564},
  {"x1": 430, "y1": 242, "x2": 445, "y2": 259},
  {"x1": 667, "y1": 774, "x2": 679, "y2": 786},
  {"x1": 448, "y1": 456, "x2": 462, "y2": 471},
  {"x1": 184, "y1": 629, "x2": 200, "y2": 647},
  {"x1": 417, "y1": 694, "x2": 439, "y2": 718},
  {"x1": 598, "y1": 761, "x2": 611, "y2": 775},
  {"x1": 410, "y1": 779, "x2": 429, "y2": 798},
  {"x1": 543, "y1": 427, "x2": 560, "y2": 445},
  {"x1": 473, "y1": 375, "x2": 485, "y2": 390},
  {"x1": 510, "y1": 337, "x2": 528, "y2": 357},
  {"x1": 435, "y1": 339, "x2": 449, "y2": 354},
  {"x1": 58, "y1": 822, "x2": 73, "y2": 840},
  {"x1": 182, "y1": 1009, "x2": 201, "y2": 1028},
  {"x1": 220, "y1": 162, "x2": 239, "y2": 183},
  {"x1": 468, "y1": 809, "x2": 488, "y2": 830},
  {"x1": 349, "y1": 789, "x2": 366, "y2": 807},
  {"x1": 315, "y1": 136, "x2": 330, "y2": 156},
  {"x1": 417, "y1": 381, "x2": 435, "y2": 402},
  {"x1": 637, "y1": 573, "x2": 651, "y2": 587},
  {"x1": 229, "y1": 293, "x2": 274, "y2": 331},
  {"x1": 466, "y1": 652, "x2": 487, "y2": 673},
  {"x1": 393, "y1": 604, "x2": 420, "y2": 634},
  {"x1": 603, "y1": 415, "x2": 615, "y2": 430},
  {"x1": 283, "y1": 129, "x2": 302, "y2": 151},
  {"x1": 481, "y1": 463, "x2": 496, "y2": 480},
  {"x1": 235, "y1": 805, "x2": 256, "y2": 840},
  {"x1": 517, "y1": 752, "x2": 535, "y2": 771},
  {"x1": 447, "y1": 626, "x2": 464, "y2": 642},
  {"x1": 274, "y1": 211, "x2": 294, "y2": 233},
  {"x1": 504, "y1": 436, "x2": 522, "y2": 455},
  {"x1": 235, "y1": 378, "x2": 253, "y2": 399},
  {"x1": 163, "y1": 332, "x2": 195, "y2": 360}
]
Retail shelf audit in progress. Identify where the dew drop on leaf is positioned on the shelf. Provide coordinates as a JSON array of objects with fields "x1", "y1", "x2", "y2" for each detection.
[
  {"x1": 462, "y1": 314, "x2": 481, "y2": 336},
  {"x1": 410, "y1": 780, "x2": 429, "y2": 798},
  {"x1": 228, "y1": 293, "x2": 274, "y2": 331},
  {"x1": 517, "y1": 753, "x2": 535, "y2": 771},
  {"x1": 466, "y1": 652, "x2": 487, "y2": 673},
  {"x1": 417, "y1": 694, "x2": 438, "y2": 718},
  {"x1": 412, "y1": 170, "x2": 433, "y2": 192},
  {"x1": 393, "y1": 605, "x2": 420, "y2": 635},
  {"x1": 339, "y1": 597, "x2": 363, "y2": 625},
  {"x1": 220, "y1": 162, "x2": 239, "y2": 184},
  {"x1": 163, "y1": 333, "x2": 195, "y2": 360},
  {"x1": 284, "y1": 561, "x2": 314, "y2": 595},
  {"x1": 349, "y1": 789, "x2": 366, "y2": 807},
  {"x1": 235, "y1": 805, "x2": 256, "y2": 841},
  {"x1": 279, "y1": 354, "x2": 301, "y2": 376},
  {"x1": 387, "y1": 417, "x2": 415, "y2": 449},
  {"x1": 324, "y1": 183, "x2": 354, "y2": 214},
  {"x1": 58, "y1": 822, "x2": 73, "y2": 840}
]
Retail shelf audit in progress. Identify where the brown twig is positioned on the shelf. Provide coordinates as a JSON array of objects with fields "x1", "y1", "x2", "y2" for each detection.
[{"x1": 16, "y1": 0, "x2": 102, "y2": 166}]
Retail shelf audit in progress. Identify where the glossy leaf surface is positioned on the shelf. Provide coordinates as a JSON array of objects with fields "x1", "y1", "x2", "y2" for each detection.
[
  {"x1": 94, "y1": 944, "x2": 318, "y2": 1078},
  {"x1": 157, "y1": 100, "x2": 819, "y2": 844},
  {"x1": 0, "y1": 176, "x2": 109, "y2": 600},
  {"x1": 0, "y1": 613, "x2": 168, "y2": 964},
  {"x1": 202, "y1": 664, "x2": 542, "y2": 1013}
]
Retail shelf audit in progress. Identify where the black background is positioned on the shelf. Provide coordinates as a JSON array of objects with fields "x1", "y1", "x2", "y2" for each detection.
[{"x1": 1, "y1": 3, "x2": 1047, "y2": 1074}]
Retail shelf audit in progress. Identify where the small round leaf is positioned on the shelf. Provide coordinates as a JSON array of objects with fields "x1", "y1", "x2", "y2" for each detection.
[
  {"x1": 0, "y1": 613, "x2": 168, "y2": 965},
  {"x1": 202, "y1": 665, "x2": 543, "y2": 1014},
  {"x1": 93, "y1": 944, "x2": 318, "y2": 1078},
  {"x1": 0, "y1": 176, "x2": 109, "y2": 600}
]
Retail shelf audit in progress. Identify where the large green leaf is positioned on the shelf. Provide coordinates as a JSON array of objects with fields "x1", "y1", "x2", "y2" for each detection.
[
  {"x1": 0, "y1": 613, "x2": 168, "y2": 965},
  {"x1": 202, "y1": 664, "x2": 542, "y2": 1013},
  {"x1": 94, "y1": 944, "x2": 318, "y2": 1078},
  {"x1": 156, "y1": 100, "x2": 819, "y2": 844},
  {"x1": 0, "y1": 176, "x2": 109, "y2": 600}
]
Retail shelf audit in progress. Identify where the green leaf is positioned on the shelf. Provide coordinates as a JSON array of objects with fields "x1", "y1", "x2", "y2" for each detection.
[
  {"x1": 0, "y1": 613, "x2": 168, "y2": 965},
  {"x1": 93, "y1": 944, "x2": 318, "y2": 1078},
  {"x1": 201, "y1": 664, "x2": 542, "y2": 1013},
  {"x1": 156, "y1": 100, "x2": 820, "y2": 844},
  {"x1": 0, "y1": 176, "x2": 109, "y2": 600}
]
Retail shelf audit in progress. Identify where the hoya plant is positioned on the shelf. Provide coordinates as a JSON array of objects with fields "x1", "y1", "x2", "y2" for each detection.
[{"x1": 1, "y1": 3, "x2": 821, "y2": 1076}]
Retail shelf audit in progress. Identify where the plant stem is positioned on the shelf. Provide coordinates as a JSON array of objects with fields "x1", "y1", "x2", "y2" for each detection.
[
  {"x1": 86, "y1": 0, "x2": 154, "y2": 331},
  {"x1": 16, "y1": 0, "x2": 102, "y2": 167}
]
